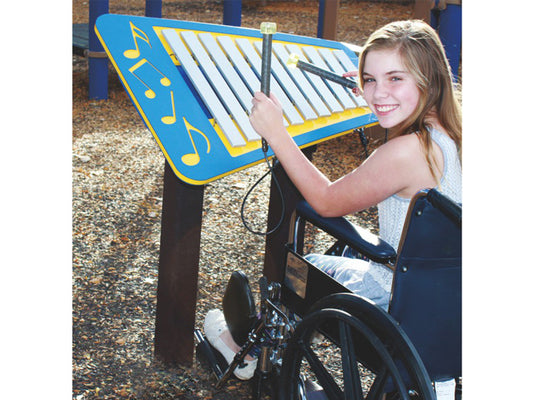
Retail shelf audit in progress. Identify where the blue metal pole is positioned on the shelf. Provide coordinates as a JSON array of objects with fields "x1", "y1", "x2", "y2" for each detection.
[
  {"x1": 438, "y1": 4, "x2": 462, "y2": 79},
  {"x1": 431, "y1": 1, "x2": 462, "y2": 80},
  {"x1": 317, "y1": 0, "x2": 325, "y2": 38},
  {"x1": 145, "y1": 0, "x2": 162, "y2": 18},
  {"x1": 223, "y1": 0, "x2": 241, "y2": 26},
  {"x1": 88, "y1": 0, "x2": 109, "y2": 100}
]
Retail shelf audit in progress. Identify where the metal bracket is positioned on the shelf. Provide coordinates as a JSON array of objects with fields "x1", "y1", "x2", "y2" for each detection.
[{"x1": 84, "y1": 49, "x2": 108, "y2": 58}]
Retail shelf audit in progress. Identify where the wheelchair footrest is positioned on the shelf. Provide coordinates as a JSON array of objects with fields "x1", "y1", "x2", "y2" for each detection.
[{"x1": 194, "y1": 329, "x2": 227, "y2": 380}]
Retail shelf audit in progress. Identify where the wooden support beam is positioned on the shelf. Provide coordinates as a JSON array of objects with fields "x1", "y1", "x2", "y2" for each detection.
[
  {"x1": 317, "y1": 0, "x2": 339, "y2": 41},
  {"x1": 414, "y1": 0, "x2": 433, "y2": 23},
  {"x1": 154, "y1": 161, "x2": 205, "y2": 365}
]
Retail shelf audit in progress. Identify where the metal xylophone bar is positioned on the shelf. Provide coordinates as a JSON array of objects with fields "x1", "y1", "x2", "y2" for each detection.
[{"x1": 161, "y1": 29, "x2": 367, "y2": 151}]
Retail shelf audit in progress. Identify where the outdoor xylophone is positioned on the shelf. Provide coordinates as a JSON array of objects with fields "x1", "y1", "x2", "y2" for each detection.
[{"x1": 95, "y1": 15, "x2": 377, "y2": 185}]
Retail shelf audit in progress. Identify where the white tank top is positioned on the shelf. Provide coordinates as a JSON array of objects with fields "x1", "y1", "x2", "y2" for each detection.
[{"x1": 370, "y1": 127, "x2": 462, "y2": 290}]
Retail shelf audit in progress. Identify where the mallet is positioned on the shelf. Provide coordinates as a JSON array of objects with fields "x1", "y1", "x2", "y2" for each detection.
[
  {"x1": 287, "y1": 53, "x2": 358, "y2": 90},
  {"x1": 259, "y1": 22, "x2": 277, "y2": 153}
]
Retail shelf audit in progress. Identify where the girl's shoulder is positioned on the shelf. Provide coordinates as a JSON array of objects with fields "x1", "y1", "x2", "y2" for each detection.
[
  {"x1": 376, "y1": 133, "x2": 424, "y2": 162},
  {"x1": 378, "y1": 126, "x2": 452, "y2": 159}
]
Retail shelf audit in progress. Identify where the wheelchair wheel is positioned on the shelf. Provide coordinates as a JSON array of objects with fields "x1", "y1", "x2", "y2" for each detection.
[{"x1": 279, "y1": 294, "x2": 436, "y2": 400}]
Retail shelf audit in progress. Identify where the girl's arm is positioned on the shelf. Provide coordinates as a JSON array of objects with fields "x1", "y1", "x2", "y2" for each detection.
[{"x1": 249, "y1": 92, "x2": 426, "y2": 217}]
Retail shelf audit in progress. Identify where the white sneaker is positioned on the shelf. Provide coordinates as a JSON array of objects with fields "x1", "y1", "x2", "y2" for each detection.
[
  {"x1": 434, "y1": 378, "x2": 455, "y2": 400},
  {"x1": 203, "y1": 309, "x2": 258, "y2": 380}
]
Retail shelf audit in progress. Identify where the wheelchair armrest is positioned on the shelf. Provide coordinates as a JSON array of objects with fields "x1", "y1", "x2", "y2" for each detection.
[{"x1": 295, "y1": 201, "x2": 396, "y2": 264}]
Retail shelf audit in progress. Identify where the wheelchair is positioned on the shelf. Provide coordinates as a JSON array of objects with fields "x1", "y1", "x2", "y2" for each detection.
[{"x1": 195, "y1": 189, "x2": 461, "y2": 399}]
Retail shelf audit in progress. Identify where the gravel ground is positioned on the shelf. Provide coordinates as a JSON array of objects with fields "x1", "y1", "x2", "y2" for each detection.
[{"x1": 72, "y1": 1, "x2": 414, "y2": 399}]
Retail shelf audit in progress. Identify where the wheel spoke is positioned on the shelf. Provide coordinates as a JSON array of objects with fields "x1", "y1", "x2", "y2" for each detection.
[
  {"x1": 338, "y1": 319, "x2": 364, "y2": 399},
  {"x1": 300, "y1": 340, "x2": 344, "y2": 400},
  {"x1": 366, "y1": 340, "x2": 410, "y2": 398},
  {"x1": 366, "y1": 365, "x2": 388, "y2": 400},
  {"x1": 344, "y1": 318, "x2": 410, "y2": 399}
]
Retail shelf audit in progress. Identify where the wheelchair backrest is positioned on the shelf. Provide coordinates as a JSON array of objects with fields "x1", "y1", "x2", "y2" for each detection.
[{"x1": 388, "y1": 189, "x2": 462, "y2": 381}]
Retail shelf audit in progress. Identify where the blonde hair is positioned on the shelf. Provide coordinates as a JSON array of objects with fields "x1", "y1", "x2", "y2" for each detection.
[{"x1": 358, "y1": 20, "x2": 462, "y2": 184}]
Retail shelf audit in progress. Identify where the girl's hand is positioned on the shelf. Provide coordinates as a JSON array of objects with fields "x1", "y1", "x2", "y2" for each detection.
[
  {"x1": 343, "y1": 70, "x2": 362, "y2": 96},
  {"x1": 249, "y1": 91, "x2": 285, "y2": 143},
  {"x1": 343, "y1": 70, "x2": 358, "y2": 78}
]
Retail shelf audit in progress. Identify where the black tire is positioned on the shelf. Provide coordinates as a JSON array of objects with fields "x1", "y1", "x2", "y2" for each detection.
[{"x1": 279, "y1": 295, "x2": 435, "y2": 400}]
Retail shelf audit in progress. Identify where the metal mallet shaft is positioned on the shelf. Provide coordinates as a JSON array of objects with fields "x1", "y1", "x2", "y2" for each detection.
[
  {"x1": 259, "y1": 22, "x2": 277, "y2": 152},
  {"x1": 287, "y1": 53, "x2": 358, "y2": 89},
  {"x1": 260, "y1": 22, "x2": 277, "y2": 96}
]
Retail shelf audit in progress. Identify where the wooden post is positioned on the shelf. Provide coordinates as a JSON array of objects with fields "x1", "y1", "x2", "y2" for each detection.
[
  {"x1": 317, "y1": 0, "x2": 339, "y2": 41},
  {"x1": 263, "y1": 147, "x2": 316, "y2": 283},
  {"x1": 154, "y1": 161, "x2": 205, "y2": 365},
  {"x1": 414, "y1": 0, "x2": 433, "y2": 23}
]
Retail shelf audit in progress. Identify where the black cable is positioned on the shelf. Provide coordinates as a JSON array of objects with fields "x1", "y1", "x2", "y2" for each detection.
[
  {"x1": 356, "y1": 128, "x2": 369, "y2": 158},
  {"x1": 240, "y1": 150, "x2": 286, "y2": 236}
]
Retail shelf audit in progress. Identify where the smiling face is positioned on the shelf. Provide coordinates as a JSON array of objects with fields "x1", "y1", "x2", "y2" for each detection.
[{"x1": 361, "y1": 48, "x2": 420, "y2": 130}]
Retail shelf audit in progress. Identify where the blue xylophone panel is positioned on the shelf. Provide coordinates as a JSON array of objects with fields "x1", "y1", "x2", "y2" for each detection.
[{"x1": 96, "y1": 14, "x2": 377, "y2": 185}]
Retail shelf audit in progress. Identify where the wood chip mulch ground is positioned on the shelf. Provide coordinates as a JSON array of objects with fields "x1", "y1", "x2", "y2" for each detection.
[{"x1": 72, "y1": 1, "x2": 413, "y2": 399}]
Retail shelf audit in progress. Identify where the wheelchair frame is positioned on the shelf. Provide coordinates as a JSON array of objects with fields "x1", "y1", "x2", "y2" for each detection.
[{"x1": 196, "y1": 189, "x2": 461, "y2": 400}]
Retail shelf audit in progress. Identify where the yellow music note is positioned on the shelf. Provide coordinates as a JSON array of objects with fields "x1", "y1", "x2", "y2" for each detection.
[
  {"x1": 123, "y1": 22, "x2": 151, "y2": 59},
  {"x1": 161, "y1": 91, "x2": 176, "y2": 124},
  {"x1": 128, "y1": 59, "x2": 171, "y2": 99},
  {"x1": 181, "y1": 117, "x2": 211, "y2": 166}
]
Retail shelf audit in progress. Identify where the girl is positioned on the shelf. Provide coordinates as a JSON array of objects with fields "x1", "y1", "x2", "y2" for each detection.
[
  {"x1": 249, "y1": 19, "x2": 462, "y2": 310},
  {"x1": 204, "y1": 19, "x2": 462, "y2": 379}
]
